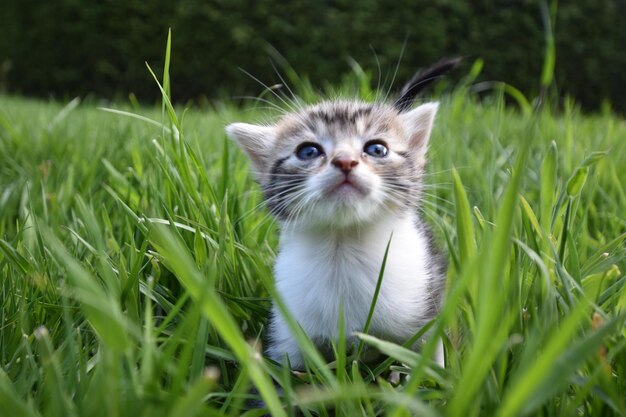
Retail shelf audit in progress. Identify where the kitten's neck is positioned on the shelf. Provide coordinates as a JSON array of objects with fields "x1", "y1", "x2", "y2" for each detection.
[{"x1": 278, "y1": 210, "x2": 419, "y2": 244}]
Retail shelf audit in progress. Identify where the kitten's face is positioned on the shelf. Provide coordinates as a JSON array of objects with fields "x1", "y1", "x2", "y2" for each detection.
[{"x1": 227, "y1": 101, "x2": 438, "y2": 228}]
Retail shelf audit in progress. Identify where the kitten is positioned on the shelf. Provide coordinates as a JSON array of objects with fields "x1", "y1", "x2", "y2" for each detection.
[{"x1": 227, "y1": 59, "x2": 456, "y2": 370}]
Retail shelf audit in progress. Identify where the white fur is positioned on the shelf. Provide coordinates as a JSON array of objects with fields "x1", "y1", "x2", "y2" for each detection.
[{"x1": 267, "y1": 214, "x2": 438, "y2": 369}]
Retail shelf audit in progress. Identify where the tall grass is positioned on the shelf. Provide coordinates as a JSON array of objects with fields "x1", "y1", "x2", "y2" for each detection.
[{"x1": 1, "y1": 51, "x2": 625, "y2": 415}]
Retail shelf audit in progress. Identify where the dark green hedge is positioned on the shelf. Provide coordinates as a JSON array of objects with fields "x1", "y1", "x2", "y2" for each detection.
[{"x1": 1, "y1": 0, "x2": 624, "y2": 112}]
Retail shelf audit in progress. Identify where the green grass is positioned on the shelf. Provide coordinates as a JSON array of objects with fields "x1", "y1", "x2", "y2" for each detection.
[{"x1": 1, "y1": 69, "x2": 625, "y2": 417}]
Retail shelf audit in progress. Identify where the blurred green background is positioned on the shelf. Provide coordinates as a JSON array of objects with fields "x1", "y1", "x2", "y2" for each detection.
[{"x1": 1, "y1": 0, "x2": 625, "y2": 112}]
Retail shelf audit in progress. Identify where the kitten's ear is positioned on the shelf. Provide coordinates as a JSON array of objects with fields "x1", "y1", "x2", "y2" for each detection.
[
  {"x1": 226, "y1": 123, "x2": 276, "y2": 172},
  {"x1": 400, "y1": 102, "x2": 439, "y2": 152}
]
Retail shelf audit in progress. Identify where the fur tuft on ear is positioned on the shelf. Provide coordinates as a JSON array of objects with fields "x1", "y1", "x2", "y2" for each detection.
[
  {"x1": 400, "y1": 102, "x2": 439, "y2": 152},
  {"x1": 226, "y1": 123, "x2": 276, "y2": 173}
]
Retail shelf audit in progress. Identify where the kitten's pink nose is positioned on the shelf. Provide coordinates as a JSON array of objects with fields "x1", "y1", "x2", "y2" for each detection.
[{"x1": 332, "y1": 155, "x2": 359, "y2": 173}]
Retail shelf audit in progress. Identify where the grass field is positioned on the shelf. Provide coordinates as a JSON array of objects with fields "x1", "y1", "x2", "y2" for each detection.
[{"x1": 0, "y1": 71, "x2": 625, "y2": 416}]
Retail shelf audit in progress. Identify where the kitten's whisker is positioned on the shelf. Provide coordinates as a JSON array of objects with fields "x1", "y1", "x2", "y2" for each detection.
[
  {"x1": 264, "y1": 188, "x2": 309, "y2": 211},
  {"x1": 383, "y1": 34, "x2": 409, "y2": 104},
  {"x1": 369, "y1": 45, "x2": 383, "y2": 100},
  {"x1": 269, "y1": 60, "x2": 303, "y2": 110},
  {"x1": 235, "y1": 197, "x2": 273, "y2": 224},
  {"x1": 421, "y1": 185, "x2": 453, "y2": 192},
  {"x1": 238, "y1": 67, "x2": 298, "y2": 114},
  {"x1": 261, "y1": 181, "x2": 308, "y2": 191},
  {"x1": 282, "y1": 187, "x2": 318, "y2": 224},
  {"x1": 254, "y1": 174, "x2": 311, "y2": 181},
  {"x1": 423, "y1": 167, "x2": 468, "y2": 176},
  {"x1": 250, "y1": 170, "x2": 317, "y2": 179},
  {"x1": 420, "y1": 191, "x2": 454, "y2": 204},
  {"x1": 289, "y1": 197, "x2": 314, "y2": 224},
  {"x1": 233, "y1": 96, "x2": 288, "y2": 115},
  {"x1": 267, "y1": 186, "x2": 312, "y2": 219},
  {"x1": 241, "y1": 209, "x2": 280, "y2": 240},
  {"x1": 240, "y1": 106, "x2": 287, "y2": 116},
  {"x1": 235, "y1": 181, "x2": 309, "y2": 224},
  {"x1": 262, "y1": 186, "x2": 310, "y2": 202},
  {"x1": 381, "y1": 184, "x2": 452, "y2": 206}
]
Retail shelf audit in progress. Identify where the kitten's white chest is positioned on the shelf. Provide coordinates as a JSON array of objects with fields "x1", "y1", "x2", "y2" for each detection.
[{"x1": 269, "y1": 215, "x2": 433, "y2": 365}]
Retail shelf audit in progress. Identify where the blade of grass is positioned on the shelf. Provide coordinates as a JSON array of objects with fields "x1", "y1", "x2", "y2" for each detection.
[
  {"x1": 0, "y1": 369, "x2": 40, "y2": 417},
  {"x1": 167, "y1": 369, "x2": 221, "y2": 417},
  {"x1": 452, "y1": 167, "x2": 476, "y2": 266},
  {"x1": 498, "y1": 308, "x2": 625, "y2": 416},
  {"x1": 540, "y1": 140, "x2": 557, "y2": 232},
  {"x1": 355, "y1": 233, "x2": 393, "y2": 361},
  {"x1": 40, "y1": 227, "x2": 132, "y2": 353},
  {"x1": 447, "y1": 135, "x2": 530, "y2": 415},
  {"x1": 148, "y1": 224, "x2": 286, "y2": 417}
]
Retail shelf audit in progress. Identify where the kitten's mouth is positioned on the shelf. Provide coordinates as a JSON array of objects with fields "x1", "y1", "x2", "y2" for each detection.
[{"x1": 329, "y1": 176, "x2": 366, "y2": 196}]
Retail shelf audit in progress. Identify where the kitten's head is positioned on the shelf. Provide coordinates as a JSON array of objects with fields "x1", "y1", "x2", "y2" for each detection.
[{"x1": 226, "y1": 100, "x2": 438, "y2": 228}]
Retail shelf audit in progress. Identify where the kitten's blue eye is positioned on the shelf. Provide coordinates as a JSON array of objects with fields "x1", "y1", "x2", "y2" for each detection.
[
  {"x1": 296, "y1": 143, "x2": 325, "y2": 160},
  {"x1": 364, "y1": 141, "x2": 389, "y2": 158}
]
